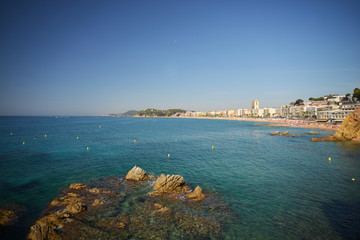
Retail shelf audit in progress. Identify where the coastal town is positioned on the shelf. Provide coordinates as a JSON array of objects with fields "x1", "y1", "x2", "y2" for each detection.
[
  {"x1": 181, "y1": 90, "x2": 360, "y2": 123},
  {"x1": 130, "y1": 88, "x2": 360, "y2": 131}
]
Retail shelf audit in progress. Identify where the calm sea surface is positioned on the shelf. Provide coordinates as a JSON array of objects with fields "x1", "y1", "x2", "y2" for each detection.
[{"x1": 0, "y1": 116, "x2": 359, "y2": 239}]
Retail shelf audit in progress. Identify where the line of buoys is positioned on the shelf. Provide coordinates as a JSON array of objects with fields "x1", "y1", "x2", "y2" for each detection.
[
  {"x1": 23, "y1": 141, "x2": 25, "y2": 145},
  {"x1": 328, "y1": 157, "x2": 331, "y2": 161},
  {"x1": 44, "y1": 134, "x2": 47, "y2": 138},
  {"x1": 86, "y1": 147, "x2": 89, "y2": 151},
  {"x1": 10, "y1": 132, "x2": 13, "y2": 135},
  {"x1": 175, "y1": 138, "x2": 177, "y2": 142},
  {"x1": 352, "y1": 178, "x2": 355, "y2": 181},
  {"x1": 212, "y1": 145, "x2": 214, "y2": 150},
  {"x1": 134, "y1": 139, "x2": 136, "y2": 143},
  {"x1": 99, "y1": 125, "x2": 101, "y2": 128},
  {"x1": 77, "y1": 136, "x2": 79, "y2": 140},
  {"x1": 168, "y1": 154, "x2": 170, "y2": 158}
]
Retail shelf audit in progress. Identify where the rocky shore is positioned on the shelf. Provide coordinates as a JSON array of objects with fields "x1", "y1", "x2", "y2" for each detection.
[
  {"x1": 25, "y1": 166, "x2": 237, "y2": 240},
  {"x1": 311, "y1": 111, "x2": 360, "y2": 142}
]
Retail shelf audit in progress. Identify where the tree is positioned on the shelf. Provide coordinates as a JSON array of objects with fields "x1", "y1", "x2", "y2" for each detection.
[
  {"x1": 294, "y1": 99, "x2": 304, "y2": 105},
  {"x1": 353, "y1": 88, "x2": 360, "y2": 99}
]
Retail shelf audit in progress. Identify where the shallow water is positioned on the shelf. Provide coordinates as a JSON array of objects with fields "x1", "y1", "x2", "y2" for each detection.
[{"x1": 0, "y1": 116, "x2": 359, "y2": 239}]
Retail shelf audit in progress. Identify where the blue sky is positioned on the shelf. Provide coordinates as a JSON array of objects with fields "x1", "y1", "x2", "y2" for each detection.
[{"x1": 0, "y1": 0, "x2": 359, "y2": 116}]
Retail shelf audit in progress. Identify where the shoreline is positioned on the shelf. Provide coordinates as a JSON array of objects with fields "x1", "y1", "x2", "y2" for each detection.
[{"x1": 136, "y1": 116, "x2": 339, "y2": 131}]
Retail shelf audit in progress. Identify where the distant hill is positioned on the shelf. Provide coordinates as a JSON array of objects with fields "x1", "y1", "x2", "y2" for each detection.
[
  {"x1": 109, "y1": 110, "x2": 139, "y2": 117},
  {"x1": 121, "y1": 110, "x2": 139, "y2": 116},
  {"x1": 136, "y1": 108, "x2": 186, "y2": 117}
]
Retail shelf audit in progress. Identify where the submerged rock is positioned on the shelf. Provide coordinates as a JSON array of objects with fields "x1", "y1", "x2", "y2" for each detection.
[
  {"x1": 0, "y1": 209, "x2": 17, "y2": 226},
  {"x1": 27, "y1": 167, "x2": 237, "y2": 239},
  {"x1": 92, "y1": 199, "x2": 104, "y2": 207},
  {"x1": 153, "y1": 203, "x2": 171, "y2": 213},
  {"x1": 311, "y1": 111, "x2": 360, "y2": 142}
]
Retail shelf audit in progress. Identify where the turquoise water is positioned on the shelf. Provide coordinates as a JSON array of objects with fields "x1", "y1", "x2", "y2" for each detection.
[{"x1": 0, "y1": 116, "x2": 360, "y2": 239}]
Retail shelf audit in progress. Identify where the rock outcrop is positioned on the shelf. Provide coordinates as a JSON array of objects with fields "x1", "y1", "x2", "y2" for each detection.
[
  {"x1": 27, "y1": 167, "x2": 234, "y2": 239},
  {"x1": 187, "y1": 186, "x2": 206, "y2": 201},
  {"x1": 65, "y1": 202, "x2": 87, "y2": 214},
  {"x1": 311, "y1": 111, "x2": 360, "y2": 142},
  {"x1": 28, "y1": 183, "x2": 113, "y2": 239},
  {"x1": 153, "y1": 174, "x2": 189, "y2": 193},
  {"x1": 28, "y1": 212, "x2": 71, "y2": 240},
  {"x1": 125, "y1": 166, "x2": 149, "y2": 181},
  {"x1": 270, "y1": 131, "x2": 302, "y2": 137},
  {"x1": 69, "y1": 183, "x2": 87, "y2": 190},
  {"x1": 306, "y1": 131, "x2": 319, "y2": 135}
]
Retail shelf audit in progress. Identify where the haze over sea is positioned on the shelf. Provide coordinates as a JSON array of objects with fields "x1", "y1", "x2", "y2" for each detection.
[{"x1": 0, "y1": 116, "x2": 359, "y2": 239}]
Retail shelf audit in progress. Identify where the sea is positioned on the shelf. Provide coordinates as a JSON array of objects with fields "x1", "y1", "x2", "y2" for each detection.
[{"x1": 0, "y1": 116, "x2": 359, "y2": 239}]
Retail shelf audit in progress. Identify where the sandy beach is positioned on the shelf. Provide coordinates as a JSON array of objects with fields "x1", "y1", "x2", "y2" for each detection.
[{"x1": 175, "y1": 116, "x2": 340, "y2": 131}]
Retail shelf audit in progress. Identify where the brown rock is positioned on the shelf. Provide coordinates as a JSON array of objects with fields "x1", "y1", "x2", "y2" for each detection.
[
  {"x1": 0, "y1": 209, "x2": 17, "y2": 226},
  {"x1": 187, "y1": 186, "x2": 206, "y2": 201},
  {"x1": 27, "y1": 212, "x2": 70, "y2": 240},
  {"x1": 50, "y1": 192, "x2": 83, "y2": 206},
  {"x1": 49, "y1": 199, "x2": 62, "y2": 206},
  {"x1": 270, "y1": 131, "x2": 297, "y2": 137},
  {"x1": 89, "y1": 188, "x2": 101, "y2": 193},
  {"x1": 69, "y1": 183, "x2": 87, "y2": 190},
  {"x1": 153, "y1": 174, "x2": 188, "y2": 193},
  {"x1": 125, "y1": 166, "x2": 148, "y2": 181},
  {"x1": 67, "y1": 193, "x2": 79, "y2": 197},
  {"x1": 307, "y1": 131, "x2": 319, "y2": 135},
  {"x1": 153, "y1": 203, "x2": 170, "y2": 212},
  {"x1": 270, "y1": 131, "x2": 280, "y2": 136},
  {"x1": 66, "y1": 202, "x2": 86, "y2": 214},
  {"x1": 92, "y1": 199, "x2": 104, "y2": 207},
  {"x1": 313, "y1": 111, "x2": 360, "y2": 142}
]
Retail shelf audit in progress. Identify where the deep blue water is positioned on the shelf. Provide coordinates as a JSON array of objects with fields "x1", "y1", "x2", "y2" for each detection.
[{"x1": 0, "y1": 116, "x2": 360, "y2": 239}]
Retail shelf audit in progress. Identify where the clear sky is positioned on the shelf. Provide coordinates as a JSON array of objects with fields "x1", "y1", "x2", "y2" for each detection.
[{"x1": 0, "y1": 0, "x2": 359, "y2": 116}]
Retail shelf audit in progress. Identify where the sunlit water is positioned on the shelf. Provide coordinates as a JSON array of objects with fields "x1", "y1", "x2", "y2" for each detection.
[{"x1": 0, "y1": 117, "x2": 359, "y2": 239}]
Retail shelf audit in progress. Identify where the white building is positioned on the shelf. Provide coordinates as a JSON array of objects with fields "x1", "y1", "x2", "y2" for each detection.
[{"x1": 252, "y1": 99, "x2": 259, "y2": 110}]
